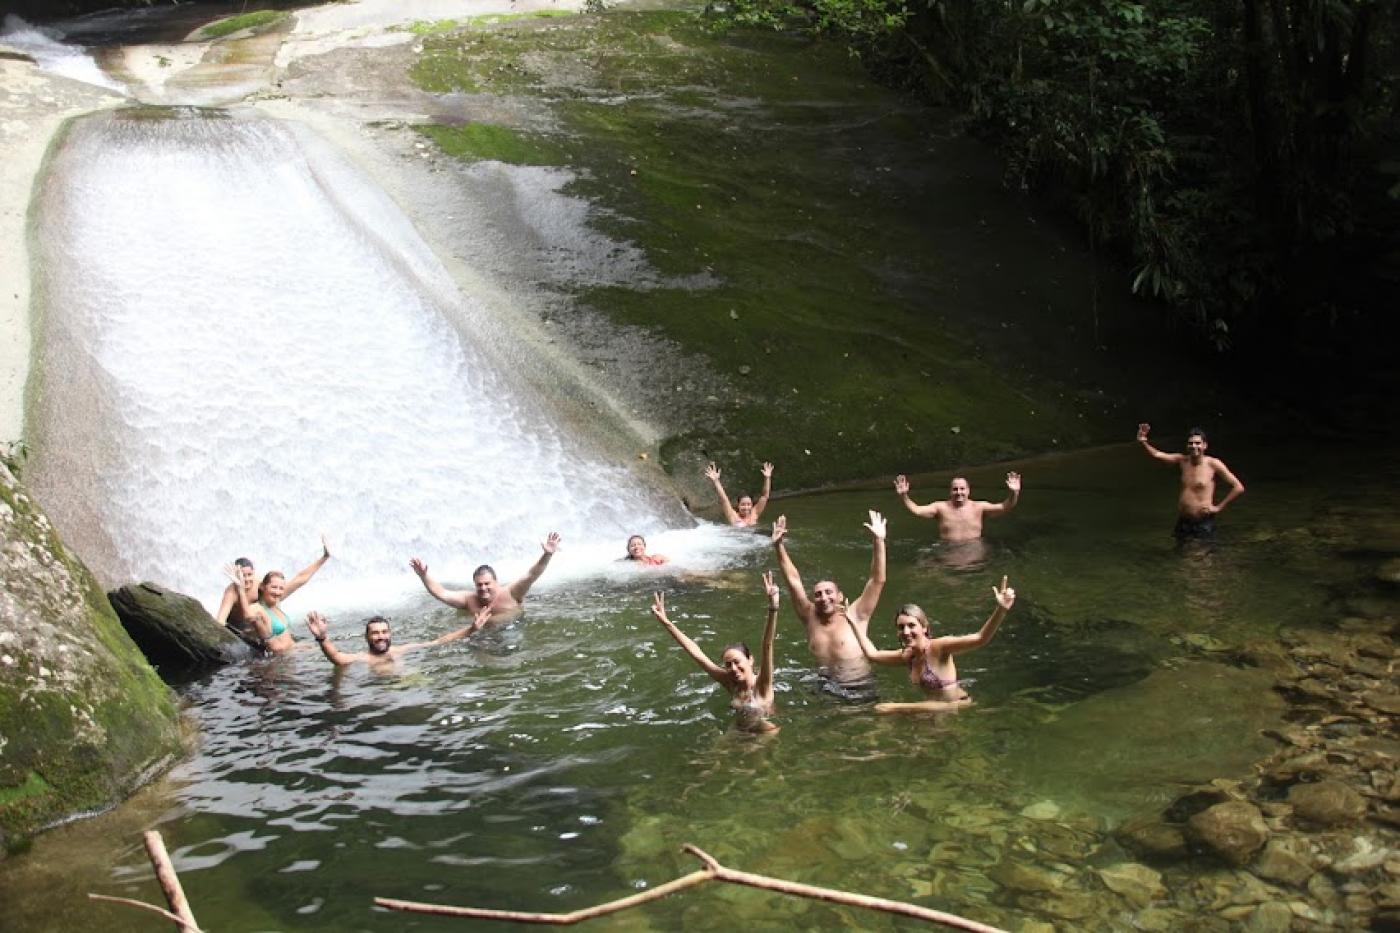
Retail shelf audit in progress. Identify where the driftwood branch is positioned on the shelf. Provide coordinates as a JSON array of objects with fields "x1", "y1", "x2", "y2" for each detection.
[
  {"x1": 88, "y1": 830, "x2": 201, "y2": 933},
  {"x1": 376, "y1": 843, "x2": 1007, "y2": 932},
  {"x1": 87, "y1": 894, "x2": 206, "y2": 932}
]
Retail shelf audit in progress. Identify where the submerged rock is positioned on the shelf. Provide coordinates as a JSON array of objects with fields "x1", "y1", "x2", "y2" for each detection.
[
  {"x1": 0, "y1": 463, "x2": 181, "y2": 857},
  {"x1": 108, "y1": 581, "x2": 249, "y2": 674},
  {"x1": 1288, "y1": 780, "x2": 1368, "y2": 827},
  {"x1": 1115, "y1": 814, "x2": 1189, "y2": 862},
  {"x1": 1187, "y1": 800, "x2": 1270, "y2": 866},
  {"x1": 1096, "y1": 862, "x2": 1165, "y2": 907},
  {"x1": 1253, "y1": 835, "x2": 1316, "y2": 886}
]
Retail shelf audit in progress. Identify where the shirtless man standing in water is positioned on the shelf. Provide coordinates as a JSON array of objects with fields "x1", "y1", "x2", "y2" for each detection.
[
  {"x1": 409, "y1": 532, "x2": 561, "y2": 624},
  {"x1": 305, "y1": 608, "x2": 491, "y2": 669},
  {"x1": 771, "y1": 510, "x2": 886, "y2": 682},
  {"x1": 893, "y1": 473, "x2": 1021, "y2": 542},
  {"x1": 1136, "y1": 424, "x2": 1245, "y2": 541}
]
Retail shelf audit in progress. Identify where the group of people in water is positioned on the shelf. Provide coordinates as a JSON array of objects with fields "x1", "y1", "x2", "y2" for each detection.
[{"x1": 214, "y1": 424, "x2": 1244, "y2": 733}]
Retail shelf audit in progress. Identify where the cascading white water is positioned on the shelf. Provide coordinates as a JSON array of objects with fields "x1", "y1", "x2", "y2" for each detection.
[
  {"x1": 0, "y1": 15, "x2": 124, "y2": 93},
  {"x1": 27, "y1": 109, "x2": 739, "y2": 610}
]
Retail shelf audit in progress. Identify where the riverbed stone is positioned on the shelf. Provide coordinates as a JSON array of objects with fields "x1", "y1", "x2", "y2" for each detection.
[
  {"x1": 1253, "y1": 835, "x2": 1316, "y2": 885},
  {"x1": 1288, "y1": 780, "x2": 1368, "y2": 826},
  {"x1": 1096, "y1": 862, "x2": 1164, "y2": 907},
  {"x1": 0, "y1": 462, "x2": 181, "y2": 857},
  {"x1": 108, "y1": 581, "x2": 249, "y2": 674},
  {"x1": 1245, "y1": 900, "x2": 1294, "y2": 932},
  {"x1": 1115, "y1": 814, "x2": 1188, "y2": 861},
  {"x1": 1187, "y1": 800, "x2": 1270, "y2": 865}
]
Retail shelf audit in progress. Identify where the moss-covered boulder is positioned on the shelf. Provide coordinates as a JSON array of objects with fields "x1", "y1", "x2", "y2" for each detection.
[
  {"x1": 108, "y1": 582, "x2": 250, "y2": 676},
  {"x1": 0, "y1": 462, "x2": 182, "y2": 857}
]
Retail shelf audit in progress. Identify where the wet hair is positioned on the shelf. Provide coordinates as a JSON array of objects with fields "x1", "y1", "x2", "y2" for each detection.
[
  {"x1": 894, "y1": 603, "x2": 931, "y2": 634},
  {"x1": 234, "y1": 557, "x2": 253, "y2": 569},
  {"x1": 625, "y1": 535, "x2": 647, "y2": 558},
  {"x1": 722, "y1": 642, "x2": 752, "y2": 660},
  {"x1": 260, "y1": 571, "x2": 284, "y2": 588},
  {"x1": 1187, "y1": 427, "x2": 1208, "y2": 442},
  {"x1": 950, "y1": 476, "x2": 969, "y2": 487},
  {"x1": 737, "y1": 494, "x2": 754, "y2": 507},
  {"x1": 473, "y1": 565, "x2": 497, "y2": 581},
  {"x1": 364, "y1": 616, "x2": 390, "y2": 636}
]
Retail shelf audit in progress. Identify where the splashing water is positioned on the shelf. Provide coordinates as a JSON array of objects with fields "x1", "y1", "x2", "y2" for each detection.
[
  {"x1": 0, "y1": 15, "x2": 124, "y2": 93},
  {"x1": 27, "y1": 110, "x2": 735, "y2": 610}
]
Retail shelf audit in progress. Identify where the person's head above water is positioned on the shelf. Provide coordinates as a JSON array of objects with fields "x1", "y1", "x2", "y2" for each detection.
[
  {"x1": 364, "y1": 616, "x2": 392, "y2": 655},
  {"x1": 720, "y1": 641, "x2": 757, "y2": 689},
  {"x1": 233, "y1": 557, "x2": 254, "y2": 588},
  {"x1": 626, "y1": 535, "x2": 649, "y2": 560},
  {"x1": 893, "y1": 604, "x2": 932, "y2": 649},
  {"x1": 948, "y1": 477, "x2": 971, "y2": 505},
  {"x1": 735, "y1": 495, "x2": 755, "y2": 519},
  {"x1": 811, "y1": 579, "x2": 844, "y2": 619},
  {"x1": 472, "y1": 565, "x2": 497, "y2": 603},
  {"x1": 259, "y1": 571, "x2": 286, "y2": 606},
  {"x1": 1186, "y1": 427, "x2": 1209, "y2": 459}
]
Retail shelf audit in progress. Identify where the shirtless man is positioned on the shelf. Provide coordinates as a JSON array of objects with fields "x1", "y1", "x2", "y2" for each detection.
[
  {"x1": 893, "y1": 473, "x2": 1021, "y2": 542},
  {"x1": 771, "y1": 510, "x2": 886, "y2": 681},
  {"x1": 305, "y1": 607, "x2": 491, "y2": 669},
  {"x1": 1136, "y1": 424, "x2": 1245, "y2": 540},
  {"x1": 704, "y1": 461, "x2": 773, "y2": 527},
  {"x1": 409, "y1": 532, "x2": 561, "y2": 624}
]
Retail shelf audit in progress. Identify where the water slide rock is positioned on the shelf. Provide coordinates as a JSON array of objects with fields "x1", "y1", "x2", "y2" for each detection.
[
  {"x1": 0, "y1": 462, "x2": 181, "y2": 858},
  {"x1": 108, "y1": 582, "x2": 250, "y2": 674}
]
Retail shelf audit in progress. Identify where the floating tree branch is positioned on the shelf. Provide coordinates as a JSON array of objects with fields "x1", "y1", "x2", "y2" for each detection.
[
  {"x1": 88, "y1": 830, "x2": 201, "y2": 933},
  {"x1": 376, "y1": 843, "x2": 1007, "y2": 932}
]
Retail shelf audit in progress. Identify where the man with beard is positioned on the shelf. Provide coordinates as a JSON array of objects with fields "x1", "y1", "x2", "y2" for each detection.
[
  {"x1": 1136, "y1": 423, "x2": 1245, "y2": 541},
  {"x1": 305, "y1": 607, "x2": 490, "y2": 668},
  {"x1": 893, "y1": 472, "x2": 1021, "y2": 542},
  {"x1": 770, "y1": 510, "x2": 886, "y2": 685}
]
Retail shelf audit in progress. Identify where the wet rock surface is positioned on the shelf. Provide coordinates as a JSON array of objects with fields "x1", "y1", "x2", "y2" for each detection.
[{"x1": 108, "y1": 581, "x2": 250, "y2": 675}]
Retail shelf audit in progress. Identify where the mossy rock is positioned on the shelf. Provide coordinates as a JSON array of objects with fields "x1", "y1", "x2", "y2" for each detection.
[
  {"x1": 108, "y1": 582, "x2": 251, "y2": 676},
  {"x1": 0, "y1": 463, "x2": 182, "y2": 858}
]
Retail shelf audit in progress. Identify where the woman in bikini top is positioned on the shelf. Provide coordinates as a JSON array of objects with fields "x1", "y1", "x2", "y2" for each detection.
[
  {"x1": 847, "y1": 576, "x2": 1016, "y2": 714},
  {"x1": 223, "y1": 538, "x2": 332, "y2": 652},
  {"x1": 650, "y1": 573, "x2": 782, "y2": 734},
  {"x1": 624, "y1": 535, "x2": 669, "y2": 566}
]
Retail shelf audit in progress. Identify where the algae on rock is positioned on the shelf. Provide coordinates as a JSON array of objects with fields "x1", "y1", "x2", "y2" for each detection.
[{"x1": 0, "y1": 462, "x2": 181, "y2": 857}]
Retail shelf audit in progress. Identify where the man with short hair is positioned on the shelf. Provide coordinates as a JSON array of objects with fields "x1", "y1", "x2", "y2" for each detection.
[
  {"x1": 893, "y1": 473, "x2": 1021, "y2": 542},
  {"x1": 305, "y1": 609, "x2": 490, "y2": 668},
  {"x1": 409, "y1": 532, "x2": 561, "y2": 624},
  {"x1": 1136, "y1": 423, "x2": 1245, "y2": 540},
  {"x1": 771, "y1": 510, "x2": 886, "y2": 682}
]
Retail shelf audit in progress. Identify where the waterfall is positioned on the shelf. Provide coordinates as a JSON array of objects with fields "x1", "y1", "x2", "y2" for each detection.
[
  {"x1": 0, "y1": 15, "x2": 124, "y2": 93},
  {"x1": 27, "y1": 109, "x2": 725, "y2": 610}
]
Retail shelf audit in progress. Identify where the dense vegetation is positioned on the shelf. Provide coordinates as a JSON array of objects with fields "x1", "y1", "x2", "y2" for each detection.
[{"x1": 710, "y1": 0, "x2": 1400, "y2": 353}]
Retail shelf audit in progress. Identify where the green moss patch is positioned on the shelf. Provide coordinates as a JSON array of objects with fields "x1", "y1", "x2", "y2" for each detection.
[
  {"x1": 418, "y1": 123, "x2": 568, "y2": 166},
  {"x1": 198, "y1": 9, "x2": 289, "y2": 40}
]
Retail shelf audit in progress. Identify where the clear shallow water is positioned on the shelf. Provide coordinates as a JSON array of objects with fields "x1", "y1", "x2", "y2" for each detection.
[{"x1": 5, "y1": 439, "x2": 1397, "y2": 930}]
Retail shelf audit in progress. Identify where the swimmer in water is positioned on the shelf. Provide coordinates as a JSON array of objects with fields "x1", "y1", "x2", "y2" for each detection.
[
  {"x1": 650, "y1": 573, "x2": 782, "y2": 733},
  {"x1": 215, "y1": 535, "x2": 331, "y2": 642},
  {"x1": 624, "y1": 534, "x2": 669, "y2": 565},
  {"x1": 223, "y1": 541, "x2": 333, "y2": 652},
  {"x1": 1136, "y1": 423, "x2": 1245, "y2": 543},
  {"x1": 409, "y1": 532, "x2": 561, "y2": 626},
  {"x1": 893, "y1": 473, "x2": 1021, "y2": 542},
  {"x1": 305, "y1": 607, "x2": 492, "y2": 669},
  {"x1": 704, "y1": 461, "x2": 774, "y2": 528},
  {"x1": 848, "y1": 576, "x2": 1016, "y2": 713}
]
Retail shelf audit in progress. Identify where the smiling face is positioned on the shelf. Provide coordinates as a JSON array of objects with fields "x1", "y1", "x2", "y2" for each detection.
[
  {"x1": 736, "y1": 495, "x2": 754, "y2": 519},
  {"x1": 894, "y1": 612, "x2": 929, "y2": 650},
  {"x1": 721, "y1": 646, "x2": 756, "y2": 690},
  {"x1": 812, "y1": 580, "x2": 842, "y2": 618},
  {"x1": 948, "y1": 477, "x2": 971, "y2": 505},
  {"x1": 626, "y1": 536, "x2": 647, "y2": 559},
  {"x1": 1186, "y1": 433, "x2": 1207, "y2": 461},
  {"x1": 259, "y1": 572, "x2": 286, "y2": 607},
  {"x1": 364, "y1": 619, "x2": 392, "y2": 655},
  {"x1": 473, "y1": 569, "x2": 498, "y2": 604}
]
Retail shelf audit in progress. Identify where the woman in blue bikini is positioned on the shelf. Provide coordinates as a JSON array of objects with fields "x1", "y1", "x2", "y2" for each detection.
[
  {"x1": 223, "y1": 537, "x2": 332, "y2": 652},
  {"x1": 848, "y1": 576, "x2": 1015, "y2": 713},
  {"x1": 651, "y1": 573, "x2": 782, "y2": 734}
]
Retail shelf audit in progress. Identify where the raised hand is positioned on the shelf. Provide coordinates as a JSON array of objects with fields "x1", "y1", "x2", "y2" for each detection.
[
  {"x1": 1006, "y1": 472, "x2": 1021, "y2": 493},
  {"x1": 222, "y1": 563, "x2": 244, "y2": 587},
  {"x1": 894, "y1": 474, "x2": 910, "y2": 496},
  {"x1": 1136, "y1": 422, "x2": 1151, "y2": 442},
  {"x1": 704, "y1": 462, "x2": 722, "y2": 483},
  {"x1": 409, "y1": 557, "x2": 429, "y2": 578},
  {"x1": 470, "y1": 605, "x2": 493, "y2": 632},
  {"x1": 542, "y1": 531, "x2": 562, "y2": 555},
  {"x1": 993, "y1": 575, "x2": 1016, "y2": 611},
  {"x1": 306, "y1": 611, "x2": 329, "y2": 640},
  {"x1": 864, "y1": 509, "x2": 887, "y2": 540},
  {"x1": 762, "y1": 570, "x2": 780, "y2": 609},
  {"x1": 321, "y1": 534, "x2": 332, "y2": 558},
  {"x1": 760, "y1": 462, "x2": 774, "y2": 478},
  {"x1": 771, "y1": 515, "x2": 788, "y2": 547},
  {"x1": 650, "y1": 591, "x2": 670, "y2": 624}
]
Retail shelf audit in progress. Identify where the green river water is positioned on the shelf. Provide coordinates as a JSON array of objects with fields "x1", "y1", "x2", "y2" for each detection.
[{"x1": 4, "y1": 439, "x2": 1397, "y2": 930}]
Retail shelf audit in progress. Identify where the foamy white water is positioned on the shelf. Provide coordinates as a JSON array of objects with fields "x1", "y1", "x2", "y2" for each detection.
[
  {"x1": 29, "y1": 110, "x2": 742, "y2": 611},
  {"x1": 0, "y1": 15, "x2": 124, "y2": 92}
]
